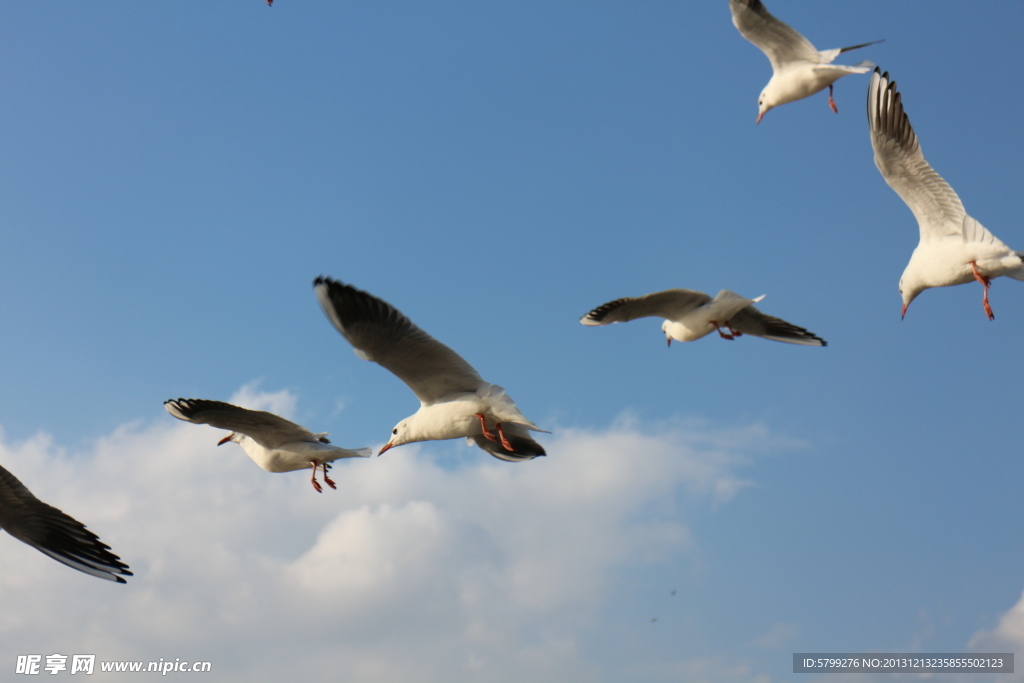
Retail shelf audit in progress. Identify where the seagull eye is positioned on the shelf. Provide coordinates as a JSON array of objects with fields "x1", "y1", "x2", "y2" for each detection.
[{"x1": 392, "y1": 428, "x2": 398, "y2": 435}]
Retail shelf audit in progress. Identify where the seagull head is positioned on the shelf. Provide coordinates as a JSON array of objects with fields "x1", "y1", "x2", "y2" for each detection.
[
  {"x1": 378, "y1": 420, "x2": 412, "y2": 455},
  {"x1": 661, "y1": 320, "x2": 673, "y2": 347},
  {"x1": 756, "y1": 78, "x2": 789, "y2": 124},
  {"x1": 756, "y1": 92, "x2": 772, "y2": 124},
  {"x1": 898, "y1": 273, "x2": 924, "y2": 319}
]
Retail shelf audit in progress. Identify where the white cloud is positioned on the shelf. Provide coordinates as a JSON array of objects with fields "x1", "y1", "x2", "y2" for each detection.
[
  {"x1": 0, "y1": 388, "x2": 785, "y2": 682},
  {"x1": 228, "y1": 381, "x2": 297, "y2": 416},
  {"x1": 968, "y1": 589, "x2": 1024, "y2": 654}
]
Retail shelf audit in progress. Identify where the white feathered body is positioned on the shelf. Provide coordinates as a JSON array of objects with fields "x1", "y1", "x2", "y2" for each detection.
[
  {"x1": 904, "y1": 243, "x2": 1024, "y2": 292},
  {"x1": 661, "y1": 291, "x2": 763, "y2": 343},
  {"x1": 901, "y1": 216, "x2": 1024, "y2": 301},
  {"x1": 401, "y1": 383, "x2": 543, "y2": 444},
  {"x1": 763, "y1": 60, "x2": 871, "y2": 109},
  {"x1": 229, "y1": 434, "x2": 372, "y2": 473}
]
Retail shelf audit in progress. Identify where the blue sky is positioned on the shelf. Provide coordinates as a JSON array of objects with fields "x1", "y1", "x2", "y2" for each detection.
[{"x1": 1, "y1": 2, "x2": 1023, "y2": 681}]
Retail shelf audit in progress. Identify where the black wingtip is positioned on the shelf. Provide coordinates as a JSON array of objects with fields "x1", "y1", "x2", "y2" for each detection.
[
  {"x1": 839, "y1": 37, "x2": 886, "y2": 54},
  {"x1": 164, "y1": 397, "x2": 198, "y2": 416},
  {"x1": 581, "y1": 298, "x2": 629, "y2": 325},
  {"x1": 38, "y1": 521, "x2": 134, "y2": 583}
]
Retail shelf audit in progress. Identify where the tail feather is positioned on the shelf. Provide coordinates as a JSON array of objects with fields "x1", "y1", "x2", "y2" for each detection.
[{"x1": 1006, "y1": 253, "x2": 1024, "y2": 281}]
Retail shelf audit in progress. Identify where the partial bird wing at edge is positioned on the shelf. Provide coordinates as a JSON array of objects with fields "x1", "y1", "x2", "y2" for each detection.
[{"x1": 0, "y1": 464, "x2": 131, "y2": 583}]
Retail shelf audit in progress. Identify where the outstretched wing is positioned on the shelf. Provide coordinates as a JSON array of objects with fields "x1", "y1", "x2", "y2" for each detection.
[
  {"x1": 164, "y1": 398, "x2": 321, "y2": 448},
  {"x1": 729, "y1": 306, "x2": 827, "y2": 346},
  {"x1": 581, "y1": 289, "x2": 713, "y2": 325},
  {"x1": 0, "y1": 464, "x2": 132, "y2": 583},
  {"x1": 867, "y1": 68, "x2": 968, "y2": 244},
  {"x1": 729, "y1": 0, "x2": 820, "y2": 70},
  {"x1": 314, "y1": 277, "x2": 483, "y2": 405}
]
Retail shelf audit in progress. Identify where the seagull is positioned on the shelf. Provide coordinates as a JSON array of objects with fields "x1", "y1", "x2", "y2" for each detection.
[
  {"x1": 0, "y1": 463, "x2": 131, "y2": 583},
  {"x1": 868, "y1": 68, "x2": 1024, "y2": 320},
  {"x1": 581, "y1": 289, "x2": 827, "y2": 346},
  {"x1": 313, "y1": 277, "x2": 547, "y2": 461},
  {"x1": 164, "y1": 398, "x2": 371, "y2": 493},
  {"x1": 729, "y1": 0, "x2": 882, "y2": 123}
]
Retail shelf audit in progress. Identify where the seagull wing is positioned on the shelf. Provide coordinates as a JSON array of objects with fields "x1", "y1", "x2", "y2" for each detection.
[
  {"x1": 822, "y1": 39, "x2": 884, "y2": 64},
  {"x1": 314, "y1": 277, "x2": 483, "y2": 405},
  {"x1": 729, "y1": 0, "x2": 821, "y2": 70},
  {"x1": 867, "y1": 68, "x2": 971, "y2": 244},
  {"x1": 0, "y1": 464, "x2": 132, "y2": 583},
  {"x1": 164, "y1": 398, "x2": 320, "y2": 448},
  {"x1": 468, "y1": 423, "x2": 546, "y2": 462},
  {"x1": 581, "y1": 289, "x2": 713, "y2": 325},
  {"x1": 729, "y1": 306, "x2": 827, "y2": 346}
]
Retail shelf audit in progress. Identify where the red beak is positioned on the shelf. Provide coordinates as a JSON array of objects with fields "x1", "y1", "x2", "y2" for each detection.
[
  {"x1": 378, "y1": 442, "x2": 393, "y2": 456},
  {"x1": 755, "y1": 112, "x2": 764, "y2": 125},
  {"x1": 901, "y1": 303, "x2": 908, "y2": 320},
  {"x1": 217, "y1": 434, "x2": 233, "y2": 446}
]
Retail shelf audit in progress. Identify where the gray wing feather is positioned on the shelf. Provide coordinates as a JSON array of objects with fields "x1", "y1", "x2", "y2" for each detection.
[
  {"x1": 729, "y1": 306, "x2": 827, "y2": 346},
  {"x1": 314, "y1": 277, "x2": 483, "y2": 404},
  {"x1": 0, "y1": 464, "x2": 131, "y2": 583},
  {"x1": 867, "y1": 68, "x2": 966, "y2": 242},
  {"x1": 729, "y1": 0, "x2": 820, "y2": 69},
  {"x1": 164, "y1": 398, "x2": 320, "y2": 447},
  {"x1": 581, "y1": 289, "x2": 713, "y2": 325}
]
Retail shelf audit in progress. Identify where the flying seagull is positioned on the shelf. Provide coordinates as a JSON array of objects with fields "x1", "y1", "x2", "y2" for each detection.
[
  {"x1": 313, "y1": 277, "x2": 547, "y2": 461},
  {"x1": 164, "y1": 398, "x2": 371, "y2": 492},
  {"x1": 867, "y1": 68, "x2": 1024, "y2": 320},
  {"x1": 0, "y1": 463, "x2": 131, "y2": 583},
  {"x1": 729, "y1": 0, "x2": 882, "y2": 123},
  {"x1": 581, "y1": 289, "x2": 827, "y2": 346}
]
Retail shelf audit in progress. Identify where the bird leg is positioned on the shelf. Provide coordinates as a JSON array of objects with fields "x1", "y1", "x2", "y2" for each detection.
[
  {"x1": 725, "y1": 322, "x2": 743, "y2": 338},
  {"x1": 828, "y1": 84, "x2": 838, "y2": 114},
  {"x1": 709, "y1": 321, "x2": 736, "y2": 340},
  {"x1": 495, "y1": 423, "x2": 515, "y2": 452},
  {"x1": 475, "y1": 413, "x2": 499, "y2": 442},
  {"x1": 321, "y1": 462, "x2": 337, "y2": 490},
  {"x1": 310, "y1": 465, "x2": 323, "y2": 493},
  {"x1": 970, "y1": 261, "x2": 995, "y2": 320}
]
